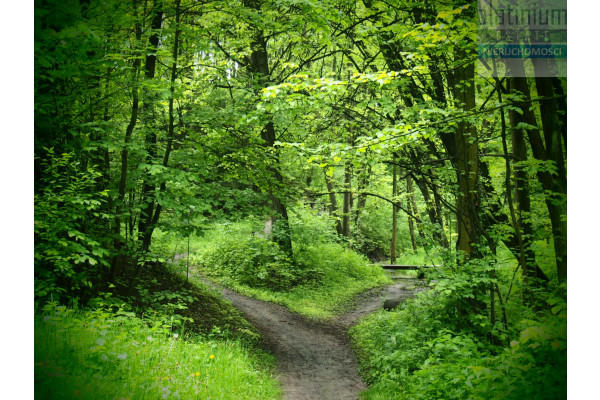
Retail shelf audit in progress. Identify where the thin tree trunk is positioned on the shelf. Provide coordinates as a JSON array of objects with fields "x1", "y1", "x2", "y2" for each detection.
[
  {"x1": 532, "y1": 75, "x2": 567, "y2": 282},
  {"x1": 551, "y1": 78, "x2": 567, "y2": 151},
  {"x1": 354, "y1": 164, "x2": 371, "y2": 228},
  {"x1": 342, "y1": 162, "x2": 353, "y2": 245},
  {"x1": 406, "y1": 175, "x2": 418, "y2": 253},
  {"x1": 453, "y1": 44, "x2": 480, "y2": 258},
  {"x1": 430, "y1": 179, "x2": 449, "y2": 248},
  {"x1": 507, "y1": 77, "x2": 547, "y2": 287},
  {"x1": 244, "y1": 0, "x2": 292, "y2": 254},
  {"x1": 498, "y1": 80, "x2": 532, "y2": 304},
  {"x1": 324, "y1": 170, "x2": 344, "y2": 235},
  {"x1": 391, "y1": 155, "x2": 398, "y2": 262},
  {"x1": 111, "y1": 2, "x2": 142, "y2": 277},
  {"x1": 138, "y1": 4, "x2": 164, "y2": 252},
  {"x1": 140, "y1": 0, "x2": 181, "y2": 252},
  {"x1": 410, "y1": 176, "x2": 427, "y2": 241}
]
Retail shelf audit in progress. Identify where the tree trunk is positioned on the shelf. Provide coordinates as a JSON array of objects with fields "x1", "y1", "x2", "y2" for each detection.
[
  {"x1": 139, "y1": 0, "x2": 181, "y2": 252},
  {"x1": 406, "y1": 174, "x2": 418, "y2": 252},
  {"x1": 453, "y1": 41, "x2": 480, "y2": 258},
  {"x1": 354, "y1": 164, "x2": 371, "y2": 228},
  {"x1": 532, "y1": 75, "x2": 567, "y2": 282},
  {"x1": 342, "y1": 162, "x2": 353, "y2": 245},
  {"x1": 390, "y1": 155, "x2": 398, "y2": 262},
  {"x1": 244, "y1": 0, "x2": 292, "y2": 254},
  {"x1": 498, "y1": 80, "x2": 533, "y2": 304},
  {"x1": 324, "y1": 170, "x2": 344, "y2": 235},
  {"x1": 507, "y1": 77, "x2": 548, "y2": 287},
  {"x1": 551, "y1": 78, "x2": 567, "y2": 151},
  {"x1": 111, "y1": 1, "x2": 142, "y2": 276},
  {"x1": 137, "y1": 4, "x2": 164, "y2": 253}
]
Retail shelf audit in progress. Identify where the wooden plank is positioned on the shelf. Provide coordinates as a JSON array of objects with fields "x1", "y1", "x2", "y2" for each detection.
[{"x1": 372, "y1": 264, "x2": 440, "y2": 270}]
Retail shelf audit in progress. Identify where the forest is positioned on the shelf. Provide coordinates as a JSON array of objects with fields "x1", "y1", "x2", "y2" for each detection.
[{"x1": 34, "y1": 0, "x2": 567, "y2": 398}]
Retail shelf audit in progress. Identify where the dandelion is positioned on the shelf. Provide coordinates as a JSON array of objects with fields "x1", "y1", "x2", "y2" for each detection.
[
  {"x1": 209, "y1": 354, "x2": 215, "y2": 359},
  {"x1": 195, "y1": 372, "x2": 200, "y2": 376}
]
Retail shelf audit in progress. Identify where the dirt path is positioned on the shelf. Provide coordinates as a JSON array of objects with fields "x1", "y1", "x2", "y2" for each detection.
[{"x1": 215, "y1": 277, "x2": 424, "y2": 400}]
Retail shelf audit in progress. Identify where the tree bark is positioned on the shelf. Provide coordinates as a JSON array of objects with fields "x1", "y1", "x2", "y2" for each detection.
[
  {"x1": 138, "y1": 3, "x2": 164, "y2": 252},
  {"x1": 390, "y1": 155, "x2": 398, "y2": 262},
  {"x1": 111, "y1": 1, "x2": 142, "y2": 276},
  {"x1": 532, "y1": 75, "x2": 567, "y2": 282},
  {"x1": 354, "y1": 163, "x2": 371, "y2": 228},
  {"x1": 324, "y1": 170, "x2": 344, "y2": 235},
  {"x1": 139, "y1": 0, "x2": 182, "y2": 253},
  {"x1": 244, "y1": 0, "x2": 293, "y2": 255},
  {"x1": 507, "y1": 77, "x2": 548, "y2": 287},
  {"x1": 453, "y1": 36, "x2": 480, "y2": 258},
  {"x1": 342, "y1": 162, "x2": 353, "y2": 245},
  {"x1": 406, "y1": 174, "x2": 418, "y2": 252}
]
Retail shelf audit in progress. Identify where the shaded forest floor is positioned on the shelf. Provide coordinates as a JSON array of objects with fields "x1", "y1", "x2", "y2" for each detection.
[{"x1": 209, "y1": 275, "x2": 425, "y2": 400}]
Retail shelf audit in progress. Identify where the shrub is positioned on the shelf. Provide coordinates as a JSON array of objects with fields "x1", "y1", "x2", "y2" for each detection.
[
  {"x1": 351, "y1": 274, "x2": 567, "y2": 400},
  {"x1": 295, "y1": 242, "x2": 376, "y2": 284},
  {"x1": 34, "y1": 149, "x2": 111, "y2": 301},
  {"x1": 198, "y1": 229, "x2": 307, "y2": 291}
]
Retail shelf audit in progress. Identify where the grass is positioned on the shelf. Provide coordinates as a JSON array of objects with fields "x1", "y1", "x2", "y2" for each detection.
[
  {"x1": 35, "y1": 254, "x2": 283, "y2": 399},
  {"x1": 35, "y1": 302, "x2": 282, "y2": 400},
  {"x1": 154, "y1": 217, "x2": 392, "y2": 320},
  {"x1": 214, "y1": 271, "x2": 390, "y2": 320},
  {"x1": 379, "y1": 247, "x2": 444, "y2": 266},
  {"x1": 190, "y1": 241, "x2": 392, "y2": 319},
  {"x1": 111, "y1": 262, "x2": 261, "y2": 343},
  {"x1": 195, "y1": 234, "x2": 391, "y2": 319},
  {"x1": 349, "y1": 252, "x2": 567, "y2": 400}
]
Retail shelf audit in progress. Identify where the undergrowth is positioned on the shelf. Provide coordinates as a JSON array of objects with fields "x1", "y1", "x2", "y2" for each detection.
[
  {"x1": 350, "y1": 260, "x2": 567, "y2": 400},
  {"x1": 35, "y1": 258, "x2": 281, "y2": 399},
  {"x1": 179, "y1": 208, "x2": 391, "y2": 319},
  {"x1": 209, "y1": 242, "x2": 391, "y2": 319},
  {"x1": 35, "y1": 302, "x2": 281, "y2": 400}
]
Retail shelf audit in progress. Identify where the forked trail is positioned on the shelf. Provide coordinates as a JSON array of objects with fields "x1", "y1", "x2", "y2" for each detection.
[{"x1": 216, "y1": 278, "x2": 423, "y2": 400}]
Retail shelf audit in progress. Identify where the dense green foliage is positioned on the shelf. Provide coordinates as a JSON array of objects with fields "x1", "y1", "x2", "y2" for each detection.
[
  {"x1": 351, "y1": 263, "x2": 567, "y2": 399},
  {"x1": 34, "y1": 149, "x2": 111, "y2": 300},
  {"x1": 177, "y1": 214, "x2": 391, "y2": 318},
  {"x1": 35, "y1": 0, "x2": 567, "y2": 397}
]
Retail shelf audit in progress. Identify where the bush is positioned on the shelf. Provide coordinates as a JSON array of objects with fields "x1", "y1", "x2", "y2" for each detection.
[
  {"x1": 198, "y1": 227, "x2": 309, "y2": 291},
  {"x1": 295, "y1": 242, "x2": 375, "y2": 284},
  {"x1": 351, "y1": 274, "x2": 567, "y2": 400},
  {"x1": 34, "y1": 149, "x2": 111, "y2": 301}
]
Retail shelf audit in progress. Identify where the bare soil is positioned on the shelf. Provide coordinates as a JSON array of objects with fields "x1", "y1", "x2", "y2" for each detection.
[{"x1": 214, "y1": 277, "x2": 425, "y2": 400}]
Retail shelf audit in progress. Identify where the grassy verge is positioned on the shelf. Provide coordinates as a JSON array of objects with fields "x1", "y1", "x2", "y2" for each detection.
[
  {"x1": 216, "y1": 271, "x2": 389, "y2": 320},
  {"x1": 195, "y1": 234, "x2": 391, "y2": 319},
  {"x1": 349, "y1": 262, "x2": 567, "y2": 400},
  {"x1": 35, "y1": 262, "x2": 283, "y2": 399},
  {"x1": 194, "y1": 241, "x2": 391, "y2": 320},
  {"x1": 156, "y1": 215, "x2": 392, "y2": 320},
  {"x1": 35, "y1": 302, "x2": 281, "y2": 400}
]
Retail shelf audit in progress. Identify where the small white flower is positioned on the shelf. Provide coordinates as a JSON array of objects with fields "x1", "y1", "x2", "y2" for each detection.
[
  {"x1": 147, "y1": 336, "x2": 153, "y2": 342},
  {"x1": 173, "y1": 333, "x2": 179, "y2": 339}
]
